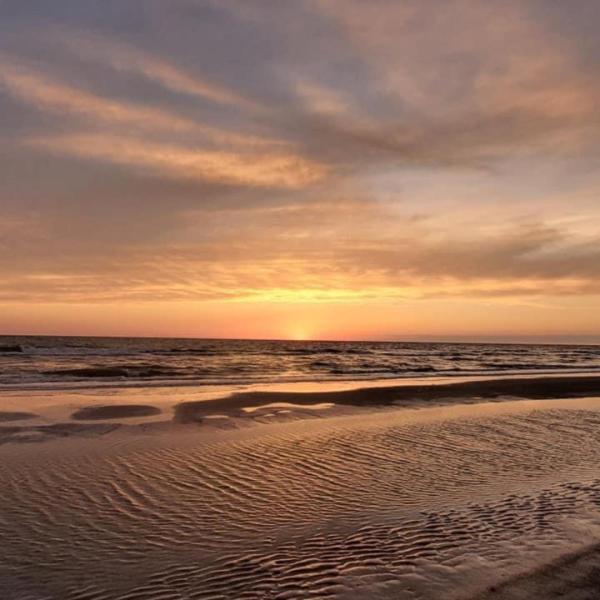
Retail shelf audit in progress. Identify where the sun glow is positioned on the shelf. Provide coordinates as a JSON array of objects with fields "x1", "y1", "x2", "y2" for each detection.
[{"x1": 287, "y1": 325, "x2": 314, "y2": 341}]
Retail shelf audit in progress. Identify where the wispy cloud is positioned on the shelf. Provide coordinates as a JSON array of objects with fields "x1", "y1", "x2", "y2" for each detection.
[
  {"x1": 58, "y1": 29, "x2": 261, "y2": 110},
  {"x1": 2, "y1": 54, "x2": 326, "y2": 188},
  {"x1": 0, "y1": 58, "x2": 275, "y2": 147},
  {"x1": 1, "y1": 60, "x2": 195, "y2": 132},
  {"x1": 28, "y1": 133, "x2": 328, "y2": 188}
]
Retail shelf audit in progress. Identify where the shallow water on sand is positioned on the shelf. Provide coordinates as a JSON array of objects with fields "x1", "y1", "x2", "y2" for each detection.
[{"x1": 2, "y1": 399, "x2": 600, "y2": 599}]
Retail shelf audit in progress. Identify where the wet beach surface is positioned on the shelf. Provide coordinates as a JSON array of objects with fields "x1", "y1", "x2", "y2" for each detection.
[{"x1": 3, "y1": 386, "x2": 600, "y2": 598}]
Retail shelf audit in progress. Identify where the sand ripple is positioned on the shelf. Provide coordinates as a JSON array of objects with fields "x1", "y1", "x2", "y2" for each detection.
[{"x1": 2, "y1": 406, "x2": 600, "y2": 598}]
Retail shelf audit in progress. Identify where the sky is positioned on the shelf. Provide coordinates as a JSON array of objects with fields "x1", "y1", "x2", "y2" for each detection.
[{"x1": 1, "y1": 0, "x2": 600, "y2": 342}]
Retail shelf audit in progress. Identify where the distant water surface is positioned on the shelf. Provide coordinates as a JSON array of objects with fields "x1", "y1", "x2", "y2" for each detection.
[{"x1": 1, "y1": 336, "x2": 599, "y2": 390}]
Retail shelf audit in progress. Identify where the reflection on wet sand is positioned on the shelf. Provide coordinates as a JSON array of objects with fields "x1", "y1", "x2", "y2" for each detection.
[{"x1": 2, "y1": 390, "x2": 600, "y2": 598}]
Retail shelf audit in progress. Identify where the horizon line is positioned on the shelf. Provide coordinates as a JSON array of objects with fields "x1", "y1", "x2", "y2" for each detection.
[{"x1": 2, "y1": 332, "x2": 600, "y2": 346}]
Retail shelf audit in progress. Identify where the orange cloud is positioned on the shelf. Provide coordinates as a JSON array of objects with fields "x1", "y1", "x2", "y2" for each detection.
[
  {"x1": 1, "y1": 62, "x2": 195, "y2": 132},
  {"x1": 58, "y1": 29, "x2": 260, "y2": 110},
  {"x1": 2, "y1": 0, "x2": 600, "y2": 339},
  {"x1": 0, "y1": 58, "x2": 278, "y2": 148},
  {"x1": 28, "y1": 133, "x2": 328, "y2": 188}
]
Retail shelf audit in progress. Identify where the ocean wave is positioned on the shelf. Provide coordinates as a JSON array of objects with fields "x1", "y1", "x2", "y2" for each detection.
[
  {"x1": 0, "y1": 344, "x2": 23, "y2": 353},
  {"x1": 42, "y1": 365, "x2": 182, "y2": 378},
  {"x1": 2, "y1": 336, "x2": 600, "y2": 389},
  {"x1": 480, "y1": 362, "x2": 578, "y2": 370}
]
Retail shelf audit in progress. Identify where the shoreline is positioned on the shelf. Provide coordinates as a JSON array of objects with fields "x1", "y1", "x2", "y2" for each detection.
[
  {"x1": 174, "y1": 374, "x2": 600, "y2": 422},
  {"x1": 2, "y1": 368, "x2": 600, "y2": 393},
  {"x1": 1, "y1": 373, "x2": 600, "y2": 447}
]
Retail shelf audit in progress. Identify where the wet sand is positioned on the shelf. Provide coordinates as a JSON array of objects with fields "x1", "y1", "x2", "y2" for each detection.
[
  {"x1": 71, "y1": 404, "x2": 162, "y2": 420},
  {"x1": 2, "y1": 376, "x2": 600, "y2": 598},
  {"x1": 0, "y1": 410, "x2": 37, "y2": 422},
  {"x1": 2, "y1": 373, "x2": 600, "y2": 433},
  {"x1": 174, "y1": 374, "x2": 600, "y2": 421},
  {"x1": 471, "y1": 543, "x2": 600, "y2": 599}
]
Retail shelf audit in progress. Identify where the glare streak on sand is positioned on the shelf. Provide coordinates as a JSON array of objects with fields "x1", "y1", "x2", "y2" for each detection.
[{"x1": 2, "y1": 396, "x2": 600, "y2": 598}]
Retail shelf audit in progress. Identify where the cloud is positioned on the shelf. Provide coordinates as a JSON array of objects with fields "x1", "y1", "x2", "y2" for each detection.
[
  {"x1": 277, "y1": 0, "x2": 600, "y2": 169},
  {"x1": 0, "y1": 0, "x2": 599, "y2": 332},
  {"x1": 0, "y1": 60, "x2": 195, "y2": 133},
  {"x1": 2, "y1": 198, "x2": 599, "y2": 304},
  {"x1": 334, "y1": 223, "x2": 600, "y2": 287},
  {"x1": 57, "y1": 29, "x2": 261, "y2": 110},
  {"x1": 0, "y1": 57, "x2": 276, "y2": 147},
  {"x1": 0, "y1": 54, "x2": 327, "y2": 190},
  {"x1": 27, "y1": 133, "x2": 327, "y2": 188}
]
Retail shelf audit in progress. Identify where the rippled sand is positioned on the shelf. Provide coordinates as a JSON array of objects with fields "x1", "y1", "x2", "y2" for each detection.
[
  {"x1": 473, "y1": 542, "x2": 600, "y2": 599},
  {"x1": 2, "y1": 397, "x2": 600, "y2": 599}
]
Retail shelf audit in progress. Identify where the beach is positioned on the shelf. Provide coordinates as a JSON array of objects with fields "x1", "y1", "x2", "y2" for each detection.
[
  {"x1": 472, "y1": 543, "x2": 600, "y2": 599},
  {"x1": 2, "y1": 367, "x2": 600, "y2": 599},
  {"x1": 5, "y1": 0, "x2": 600, "y2": 596}
]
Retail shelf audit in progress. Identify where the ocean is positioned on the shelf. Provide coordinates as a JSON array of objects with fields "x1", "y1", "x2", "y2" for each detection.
[{"x1": 1, "y1": 335, "x2": 599, "y2": 390}]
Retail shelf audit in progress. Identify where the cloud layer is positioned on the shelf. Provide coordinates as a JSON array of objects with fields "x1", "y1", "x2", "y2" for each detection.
[{"x1": 1, "y1": 0, "x2": 599, "y2": 337}]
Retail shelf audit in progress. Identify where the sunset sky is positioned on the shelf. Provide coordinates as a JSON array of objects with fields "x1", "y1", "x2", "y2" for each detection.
[{"x1": 1, "y1": 0, "x2": 600, "y2": 341}]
